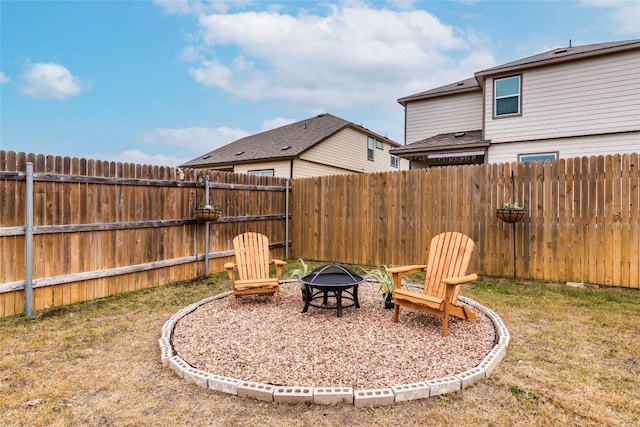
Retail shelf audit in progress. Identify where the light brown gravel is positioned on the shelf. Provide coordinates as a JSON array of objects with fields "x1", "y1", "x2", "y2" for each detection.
[{"x1": 171, "y1": 281, "x2": 495, "y2": 389}]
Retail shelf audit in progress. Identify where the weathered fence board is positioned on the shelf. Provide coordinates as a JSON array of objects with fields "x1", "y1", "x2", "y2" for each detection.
[
  {"x1": 290, "y1": 153, "x2": 640, "y2": 288},
  {"x1": 0, "y1": 151, "x2": 289, "y2": 317}
]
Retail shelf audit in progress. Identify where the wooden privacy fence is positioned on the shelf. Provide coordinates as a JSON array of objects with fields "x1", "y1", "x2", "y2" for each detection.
[
  {"x1": 290, "y1": 153, "x2": 639, "y2": 288},
  {"x1": 0, "y1": 151, "x2": 289, "y2": 317},
  {"x1": 2, "y1": 150, "x2": 637, "y2": 317}
]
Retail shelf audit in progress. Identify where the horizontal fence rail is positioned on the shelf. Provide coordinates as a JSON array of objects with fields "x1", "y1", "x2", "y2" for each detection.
[{"x1": 0, "y1": 151, "x2": 289, "y2": 317}]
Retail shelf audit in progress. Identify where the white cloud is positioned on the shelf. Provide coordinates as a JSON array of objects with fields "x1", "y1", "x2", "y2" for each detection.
[
  {"x1": 91, "y1": 149, "x2": 186, "y2": 167},
  {"x1": 19, "y1": 63, "x2": 90, "y2": 100},
  {"x1": 136, "y1": 126, "x2": 250, "y2": 152},
  {"x1": 0, "y1": 72, "x2": 9, "y2": 84},
  {"x1": 175, "y1": 3, "x2": 497, "y2": 111},
  {"x1": 154, "y1": 0, "x2": 248, "y2": 15},
  {"x1": 261, "y1": 117, "x2": 297, "y2": 132},
  {"x1": 579, "y1": 0, "x2": 640, "y2": 34}
]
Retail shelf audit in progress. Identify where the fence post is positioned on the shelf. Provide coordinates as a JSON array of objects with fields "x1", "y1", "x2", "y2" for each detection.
[
  {"x1": 204, "y1": 176, "x2": 210, "y2": 276},
  {"x1": 25, "y1": 162, "x2": 34, "y2": 318},
  {"x1": 285, "y1": 179, "x2": 289, "y2": 259}
]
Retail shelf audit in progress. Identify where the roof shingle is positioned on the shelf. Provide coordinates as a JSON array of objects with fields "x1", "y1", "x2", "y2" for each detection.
[
  {"x1": 390, "y1": 130, "x2": 487, "y2": 155},
  {"x1": 181, "y1": 113, "x2": 352, "y2": 167}
]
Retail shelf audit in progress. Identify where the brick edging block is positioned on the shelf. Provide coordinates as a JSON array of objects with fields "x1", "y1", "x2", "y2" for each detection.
[
  {"x1": 273, "y1": 386, "x2": 314, "y2": 403},
  {"x1": 390, "y1": 382, "x2": 430, "y2": 402},
  {"x1": 313, "y1": 387, "x2": 354, "y2": 404},
  {"x1": 208, "y1": 375, "x2": 242, "y2": 395},
  {"x1": 353, "y1": 388, "x2": 394, "y2": 406},
  {"x1": 237, "y1": 381, "x2": 275, "y2": 402}
]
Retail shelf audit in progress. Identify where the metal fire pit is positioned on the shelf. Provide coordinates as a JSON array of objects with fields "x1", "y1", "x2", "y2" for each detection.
[{"x1": 299, "y1": 264, "x2": 364, "y2": 318}]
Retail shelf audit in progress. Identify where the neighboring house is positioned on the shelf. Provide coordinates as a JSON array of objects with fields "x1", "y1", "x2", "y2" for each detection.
[
  {"x1": 181, "y1": 113, "x2": 408, "y2": 178},
  {"x1": 392, "y1": 39, "x2": 640, "y2": 168}
]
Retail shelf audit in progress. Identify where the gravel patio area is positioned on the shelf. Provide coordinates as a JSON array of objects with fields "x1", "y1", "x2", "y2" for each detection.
[{"x1": 171, "y1": 281, "x2": 496, "y2": 389}]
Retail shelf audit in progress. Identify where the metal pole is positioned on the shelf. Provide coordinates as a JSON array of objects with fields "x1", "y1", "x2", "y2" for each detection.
[
  {"x1": 285, "y1": 179, "x2": 290, "y2": 259},
  {"x1": 25, "y1": 163, "x2": 34, "y2": 318},
  {"x1": 204, "y1": 176, "x2": 210, "y2": 276},
  {"x1": 512, "y1": 222, "x2": 517, "y2": 279}
]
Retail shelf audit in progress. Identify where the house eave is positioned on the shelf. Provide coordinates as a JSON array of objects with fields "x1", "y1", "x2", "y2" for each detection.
[
  {"x1": 182, "y1": 155, "x2": 298, "y2": 169},
  {"x1": 397, "y1": 86, "x2": 481, "y2": 105},
  {"x1": 391, "y1": 141, "x2": 490, "y2": 156},
  {"x1": 475, "y1": 41, "x2": 640, "y2": 80}
]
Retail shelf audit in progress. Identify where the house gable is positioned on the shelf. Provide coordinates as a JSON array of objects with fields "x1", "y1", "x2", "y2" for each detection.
[
  {"x1": 302, "y1": 126, "x2": 406, "y2": 174},
  {"x1": 181, "y1": 113, "x2": 406, "y2": 177}
]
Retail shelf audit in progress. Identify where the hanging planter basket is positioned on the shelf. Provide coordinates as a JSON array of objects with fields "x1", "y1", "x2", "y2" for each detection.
[
  {"x1": 195, "y1": 209, "x2": 221, "y2": 223},
  {"x1": 496, "y1": 208, "x2": 526, "y2": 223}
]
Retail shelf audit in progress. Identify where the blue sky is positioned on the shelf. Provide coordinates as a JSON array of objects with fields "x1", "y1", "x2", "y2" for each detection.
[{"x1": 1, "y1": 0, "x2": 639, "y2": 167}]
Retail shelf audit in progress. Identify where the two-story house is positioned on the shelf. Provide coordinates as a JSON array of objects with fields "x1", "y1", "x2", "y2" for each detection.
[
  {"x1": 181, "y1": 113, "x2": 408, "y2": 177},
  {"x1": 392, "y1": 39, "x2": 640, "y2": 168}
]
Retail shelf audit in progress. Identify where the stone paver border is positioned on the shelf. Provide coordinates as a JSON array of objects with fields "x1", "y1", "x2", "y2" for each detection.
[{"x1": 160, "y1": 289, "x2": 509, "y2": 406}]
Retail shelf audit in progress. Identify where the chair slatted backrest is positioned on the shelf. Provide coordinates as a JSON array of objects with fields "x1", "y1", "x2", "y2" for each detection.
[
  {"x1": 423, "y1": 232, "x2": 475, "y2": 302},
  {"x1": 233, "y1": 232, "x2": 270, "y2": 281}
]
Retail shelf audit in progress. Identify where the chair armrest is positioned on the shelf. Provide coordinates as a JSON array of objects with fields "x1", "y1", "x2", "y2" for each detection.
[
  {"x1": 442, "y1": 273, "x2": 478, "y2": 286},
  {"x1": 386, "y1": 265, "x2": 428, "y2": 274},
  {"x1": 387, "y1": 265, "x2": 428, "y2": 290},
  {"x1": 271, "y1": 259, "x2": 286, "y2": 278},
  {"x1": 443, "y1": 273, "x2": 478, "y2": 305},
  {"x1": 224, "y1": 262, "x2": 236, "y2": 281}
]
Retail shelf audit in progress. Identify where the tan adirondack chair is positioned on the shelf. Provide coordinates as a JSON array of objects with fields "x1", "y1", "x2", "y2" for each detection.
[
  {"x1": 224, "y1": 232, "x2": 286, "y2": 308},
  {"x1": 388, "y1": 231, "x2": 478, "y2": 336}
]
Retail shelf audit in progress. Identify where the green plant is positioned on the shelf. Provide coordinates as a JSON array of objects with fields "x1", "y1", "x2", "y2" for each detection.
[
  {"x1": 364, "y1": 265, "x2": 397, "y2": 307},
  {"x1": 289, "y1": 258, "x2": 310, "y2": 288},
  {"x1": 197, "y1": 203, "x2": 222, "y2": 213},
  {"x1": 501, "y1": 202, "x2": 525, "y2": 210}
]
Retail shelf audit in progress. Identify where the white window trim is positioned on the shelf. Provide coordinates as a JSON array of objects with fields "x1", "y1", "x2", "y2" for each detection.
[
  {"x1": 518, "y1": 152, "x2": 558, "y2": 163},
  {"x1": 247, "y1": 169, "x2": 275, "y2": 176},
  {"x1": 367, "y1": 137, "x2": 375, "y2": 161},
  {"x1": 494, "y1": 75, "x2": 522, "y2": 118}
]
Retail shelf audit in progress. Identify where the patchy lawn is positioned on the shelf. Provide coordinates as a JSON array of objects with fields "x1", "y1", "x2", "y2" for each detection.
[{"x1": 1, "y1": 265, "x2": 638, "y2": 427}]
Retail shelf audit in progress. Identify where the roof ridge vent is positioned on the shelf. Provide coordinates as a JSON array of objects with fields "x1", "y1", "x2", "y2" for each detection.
[
  {"x1": 456, "y1": 81, "x2": 465, "y2": 86},
  {"x1": 554, "y1": 48, "x2": 568, "y2": 54}
]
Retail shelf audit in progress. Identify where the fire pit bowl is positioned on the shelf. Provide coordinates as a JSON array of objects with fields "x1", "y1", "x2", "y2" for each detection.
[{"x1": 300, "y1": 264, "x2": 365, "y2": 318}]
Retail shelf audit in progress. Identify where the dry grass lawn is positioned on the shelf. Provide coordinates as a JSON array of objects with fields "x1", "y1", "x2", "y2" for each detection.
[{"x1": 1, "y1": 266, "x2": 638, "y2": 427}]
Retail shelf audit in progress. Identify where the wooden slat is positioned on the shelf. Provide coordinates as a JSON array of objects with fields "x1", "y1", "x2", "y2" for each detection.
[
  {"x1": 629, "y1": 153, "x2": 639, "y2": 288},
  {"x1": 611, "y1": 155, "x2": 622, "y2": 286},
  {"x1": 542, "y1": 159, "x2": 554, "y2": 282}
]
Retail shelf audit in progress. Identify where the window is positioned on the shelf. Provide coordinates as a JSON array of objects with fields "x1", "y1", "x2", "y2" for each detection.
[
  {"x1": 247, "y1": 169, "x2": 275, "y2": 176},
  {"x1": 494, "y1": 75, "x2": 521, "y2": 117},
  {"x1": 367, "y1": 137, "x2": 374, "y2": 161},
  {"x1": 390, "y1": 154, "x2": 399, "y2": 168},
  {"x1": 518, "y1": 152, "x2": 558, "y2": 163},
  {"x1": 376, "y1": 139, "x2": 384, "y2": 149}
]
